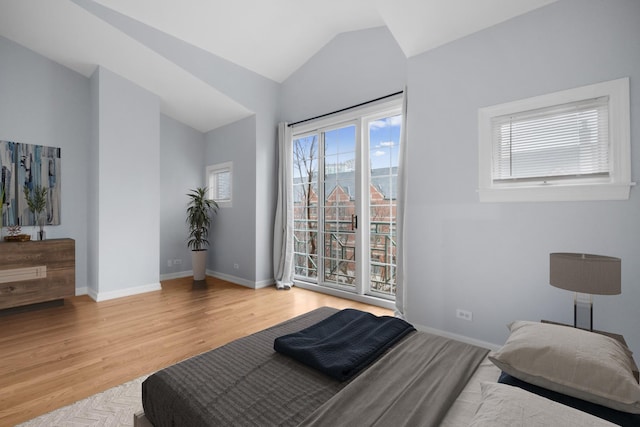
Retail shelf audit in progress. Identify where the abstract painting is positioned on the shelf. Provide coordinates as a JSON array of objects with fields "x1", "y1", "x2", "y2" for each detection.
[
  {"x1": 0, "y1": 141, "x2": 16, "y2": 227},
  {"x1": 0, "y1": 140, "x2": 61, "y2": 227}
]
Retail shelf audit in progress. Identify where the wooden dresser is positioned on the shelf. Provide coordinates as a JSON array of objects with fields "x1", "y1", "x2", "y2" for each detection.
[{"x1": 0, "y1": 238, "x2": 75, "y2": 310}]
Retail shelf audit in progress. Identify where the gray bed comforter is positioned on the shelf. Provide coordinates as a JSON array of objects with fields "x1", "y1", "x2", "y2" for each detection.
[
  {"x1": 142, "y1": 307, "x2": 488, "y2": 427},
  {"x1": 301, "y1": 332, "x2": 489, "y2": 426},
  {"x1": 143, "y1": 307, "x2": 346, "y2": 427}
]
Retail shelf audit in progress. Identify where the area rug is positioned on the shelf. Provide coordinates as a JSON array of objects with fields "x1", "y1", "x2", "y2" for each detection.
[{"x1": 17, "y1": 375, "x2": 149, "y2": 427}]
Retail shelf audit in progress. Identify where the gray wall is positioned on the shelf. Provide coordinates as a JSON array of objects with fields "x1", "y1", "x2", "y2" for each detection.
[
  {"x1": 404, "y1": 0, "x2": 640, "y2": 355},
  {"x1": 280, "y1": 1, "x2": 640, "y2": 356},
  {"x1": 0, "y1": 35, "x2": 90, "y2": 293},
  {"x1": 92, "y1": 66, "x2": 161, "y2": 297},
  {"x1": 89, "y1": 63, "x2": 100, "y2": 296},
  {"x1": 281, "y1": 26, "x2": 408, "y2": 122},
  {"x1": 76, "y1": 1, "x2": 282, "y2": 286},
  {"x1": 1, "y1": 34, "x2": 194, "y2": 296},
  {"x1": 159, "y1": 114, "x2": 205, "y2": 277},
  {"x1": 254, "y1": 100, "x2": 280, "y2": 286},
  {"x1": 205, "y1": 116, "x2": 257, "y2": 283}
]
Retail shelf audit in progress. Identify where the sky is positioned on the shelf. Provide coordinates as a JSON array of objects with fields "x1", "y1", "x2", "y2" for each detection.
[{"x1": 293, "y1": 113, "x2": 402, "y2": 178}]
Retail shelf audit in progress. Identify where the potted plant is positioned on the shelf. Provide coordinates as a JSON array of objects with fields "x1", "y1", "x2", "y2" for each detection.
[
  {"x1": 186, "y1": 187, "x2": 218, "y2": 282},
  {"x1": 23, "y1": 184, "x2": 48, "y2": 240}
]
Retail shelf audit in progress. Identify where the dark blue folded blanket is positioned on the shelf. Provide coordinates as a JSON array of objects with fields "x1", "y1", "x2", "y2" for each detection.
[{"x1": 274, "y1": 308, "x2": 416, "y2": 381}]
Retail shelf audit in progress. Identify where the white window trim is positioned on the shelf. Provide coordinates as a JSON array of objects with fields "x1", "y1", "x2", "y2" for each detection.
[
  {"x1": 478, "y1": 77, "x2": 632, "y2": 202},
  {"x1": 206, "y1": 161, "x2": 232, "y2": 208}
]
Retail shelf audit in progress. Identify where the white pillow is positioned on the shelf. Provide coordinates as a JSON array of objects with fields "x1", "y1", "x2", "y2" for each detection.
[
  {"x1": 488, "y1": 320, "x2": 640, "y2": 414},
  {"x1": 470, "y1": 382, "x2": 617, "y2": 427}
]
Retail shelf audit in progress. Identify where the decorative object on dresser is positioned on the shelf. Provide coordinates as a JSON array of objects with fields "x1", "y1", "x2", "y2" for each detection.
[
  {"x1": 0, "y1": 238, "x2": 75, "y2": 311},
  {"x1": 186, "y1": 187, "x2": 218, "y2": 284},
  {"x1": 23, "y1": 184, "x2": 48, "y2": 240},
  {"x1": 3, "y1": 224, "x2": 30, "y2": 241},
  {"x1": 549, "y1": 252, "x2": 621, "y2": 331}
]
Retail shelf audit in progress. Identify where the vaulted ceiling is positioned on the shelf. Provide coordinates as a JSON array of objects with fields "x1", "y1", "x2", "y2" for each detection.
[{"x1": 0, "y1": 0, "x2": 557, "y2": 132}]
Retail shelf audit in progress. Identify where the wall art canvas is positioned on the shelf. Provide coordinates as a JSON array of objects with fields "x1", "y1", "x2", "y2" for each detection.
[
  {"x1": 0, "y1": 140, "x2": 61, "y2": 227},
  {"x1": 0, "y1": 141, "x2": 17, "y2": 227}
]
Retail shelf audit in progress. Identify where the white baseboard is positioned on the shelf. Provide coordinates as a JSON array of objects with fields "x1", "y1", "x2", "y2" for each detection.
[
  {"x1": 87, "y1": 288, "x2": 99, "y2": 301},
  {"x1": 255, "y1": 278, "x2": 275, "y2": 289},
  {"x1": 89, "y1": 282, "x2": 162, "y2": 302},
  {"x1": 159, "y1": 270, "x2": 192, "y2": 281},
  {"x1": 75, "y1": 286, "x2": 89, "y2": 296},
  {"x1": 205, "y1": 270, "x2": 274, "y2": 289},
  {"x1": 206, "y1": 270, "x2": 256, "y2": 288},
  {"x1": 413, "y1": 323, "x2": 501, "y2": 351}
]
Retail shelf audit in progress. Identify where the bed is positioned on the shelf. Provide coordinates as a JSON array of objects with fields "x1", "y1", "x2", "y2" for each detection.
[{"x1": 135, "y1": 307, "x2": 640, "y2": 426}]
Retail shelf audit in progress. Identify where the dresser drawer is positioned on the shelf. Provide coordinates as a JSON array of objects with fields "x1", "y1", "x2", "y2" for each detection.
[{"x1": 0, "y1": 239, "x2": 75, "y2": 310}]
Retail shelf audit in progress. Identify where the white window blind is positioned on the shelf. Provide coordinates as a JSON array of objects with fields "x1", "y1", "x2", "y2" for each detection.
[
  {"x1": 206, "y1": 161, "x2": 232, "y2": 207},
  {"x1": 211, "y1": 168, "x2": 231, "y2": 200},
  {"x1": 492, "y1": 97, "x2": 609, "y2": 183}
]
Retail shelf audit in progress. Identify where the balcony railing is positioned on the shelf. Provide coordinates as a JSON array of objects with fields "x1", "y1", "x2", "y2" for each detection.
[{"x1": 293, "y1": 218, "x2": 396, "y2": 296}]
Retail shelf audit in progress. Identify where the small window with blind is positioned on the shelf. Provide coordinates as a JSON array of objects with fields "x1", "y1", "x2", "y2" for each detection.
[
  {"x1": 206, "y1": 161, "x2": 232, "y2": 207},
  {"x1": 478, "y1": 78, "x2": 631, "y2": 202}
]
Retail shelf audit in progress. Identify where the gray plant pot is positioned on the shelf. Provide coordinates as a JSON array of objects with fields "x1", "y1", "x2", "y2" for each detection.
[{"x1": 192, "y1": 249, "x2": 207, "y2": 281}]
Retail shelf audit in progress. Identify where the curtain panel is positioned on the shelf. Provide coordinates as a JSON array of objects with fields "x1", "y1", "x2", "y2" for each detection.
[
  {"x1": 273, "y1": 122, "x2": 294, "y2": 289},
  {"x1": 394, "y1": 88, "x2": 409, "y2": 319}
]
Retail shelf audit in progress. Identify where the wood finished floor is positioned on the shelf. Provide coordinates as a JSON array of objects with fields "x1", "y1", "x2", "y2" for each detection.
[{"x1": 0, "y1": 277, "x2": 391, "y2": 426}]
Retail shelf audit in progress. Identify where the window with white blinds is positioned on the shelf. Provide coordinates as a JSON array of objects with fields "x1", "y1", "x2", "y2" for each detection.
[
  {"x1": 206, "y1": 161, "x2": 232, "y2": 207},
  {"x1": 492, "y1": 97, "x2": 609, "y2": 183},
  {"x1": 478, "y1": 78, "x2": 631, "y2": 202}
]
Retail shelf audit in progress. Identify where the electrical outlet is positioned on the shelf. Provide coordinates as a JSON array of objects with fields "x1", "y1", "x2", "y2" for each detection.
[
  {"x1": 234, "y1": 263, "x2": 239, "y2": 269},
  {"x1": 456, "y1": 309, "x2": 473, "y2": 321},
  {"x1": 167, "y1": 259, "x2": 172, "y2": 267},
  {"x1": 174, "y1": 259, "x2": 182, "y2": 265}
]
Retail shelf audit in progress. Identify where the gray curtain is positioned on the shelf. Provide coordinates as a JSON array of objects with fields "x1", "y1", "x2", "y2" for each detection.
[
  {"x1": 273, "y1": 122, "x2": 294, "y2": 289},
  {"x1": 395, "y1": 88, "x2": 409, "y2": 318}
]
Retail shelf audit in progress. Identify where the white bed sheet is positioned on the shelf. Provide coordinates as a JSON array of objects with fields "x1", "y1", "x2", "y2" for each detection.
[{"x1": 439, "y1": 356, "x2": 501, "y2": 426}]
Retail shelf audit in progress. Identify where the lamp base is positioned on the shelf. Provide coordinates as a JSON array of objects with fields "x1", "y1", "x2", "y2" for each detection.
[{"x1": 573, "y1": 292, "x2": 593, "y2": 331}]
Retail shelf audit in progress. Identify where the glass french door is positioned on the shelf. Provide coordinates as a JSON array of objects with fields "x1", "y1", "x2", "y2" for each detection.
[
  {"x1": 322, "y1": 125, "x2": 358, "y2": 290},
  {"x1": 292, "y1": 107, "x2": 401, "y2": 300},
  {"x1": 365, "y1": 113, "x2": 401, "y2": 298}
]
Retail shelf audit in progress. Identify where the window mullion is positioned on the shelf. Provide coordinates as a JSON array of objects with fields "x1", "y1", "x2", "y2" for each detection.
[
  {"x1": 317, "y1": 132, "x2": 326, "y2": 287},
  {"x1": 355, "y1": 118, "x2": 366, "y2": 296}
]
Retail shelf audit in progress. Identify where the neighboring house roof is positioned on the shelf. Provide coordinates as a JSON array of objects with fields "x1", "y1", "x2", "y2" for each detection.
[{"x1": 293, "y1": 167, "x2": 398, "y2": 203}]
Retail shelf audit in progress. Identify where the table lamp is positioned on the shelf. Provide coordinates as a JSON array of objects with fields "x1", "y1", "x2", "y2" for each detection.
[{"x1": 549, "y1": 253, "x2": 621, "y2": 331}]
